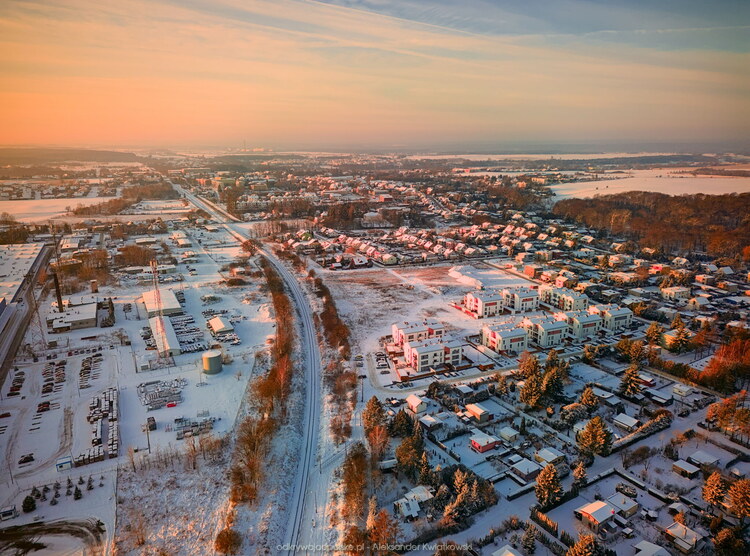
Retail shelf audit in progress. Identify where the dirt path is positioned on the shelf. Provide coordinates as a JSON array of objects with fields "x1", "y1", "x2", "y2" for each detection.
[{"x1": 0, "y1": 517, "x2": 106, "y2": 555}]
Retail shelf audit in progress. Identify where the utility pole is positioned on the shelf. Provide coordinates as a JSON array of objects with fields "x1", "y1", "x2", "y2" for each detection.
[{"x1": 142, "y1": 422, "x2": 151, "y2": 454}]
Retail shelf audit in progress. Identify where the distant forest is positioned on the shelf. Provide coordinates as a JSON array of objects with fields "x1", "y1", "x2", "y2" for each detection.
[{"x1": 552, "y1": 191, "x2": 750, "y2": 257}]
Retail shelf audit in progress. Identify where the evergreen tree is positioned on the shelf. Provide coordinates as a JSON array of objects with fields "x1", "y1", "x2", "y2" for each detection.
[
  {"x1": 521, "y1": 524, "x2": 537, "y2": 554},
  {"x1": 520, "y1": 369, "x2": 544, "y2": 408},
  {"x1": 582, "y1": 344, "x2": 598, "y2": 364},
  {"x1": 619, "y1": 364, "x2": 643, "y2": 398},
  {"x1": 566, "y1": 534, "x2": 601, "y2": 556},
  {"x1": 519, "y1": 353, "x2": 541, "y2": 379},
  {"x1": 645, "y1": 322, "x2": 664, "y2": 346},
  {"x1": 541, "y1": 366, "x2": 565, "y2": 402},
  {"x1": 629, "y1": 340, "x2": 646, "y2": 364},
  {"x1": 389, "y1": 409, "x2": 413, "y2": 437},
  {"x1": 728, "y1": 479, "x2": 750, "y2": 523},
  {"x1": 577, "y1": 417, "x2": 612, "y2": 457},
  {"x1": 495, "y1": 374, "x2": 509, "y2": 396},
  {"x1": 535, "y1": 464, "x2": 563, "y2": 509},
  {"x1": 363, "y1": 396, "x2": 386, "y2": 435},
  {"x1": 418, "y1": 452, "x2": 432, "y2": 485},
  {"x1": 714, "y1": 528, "x2": 747, "y2": 555},
  {"x1": 544, "y1": 349, "x2": 560, "y2": 372},
  {"x1": 670, "y1": 326, "x2": 692, "y2": 354},
  {"x1": 671, "y1": 313, "x2": 685, "y2": 330},
  {"x1": 703, "y1": 472, "x2": 727, "y2": 508},
  {"x1": 22, "y1": 495, "x2": 36, "y2": 513},
  {"x1": 74, "y1": 486, "x2": 82, "y2": 500},
  {"x1": 395, "y1": 427, "x2": 424, "y2": 481},
  {"x1": 573, "y1": 461, "x2": 588, "y2": 487},
  {"x1": 579, "y1": 386, "x2": 598, "y2": 410}
]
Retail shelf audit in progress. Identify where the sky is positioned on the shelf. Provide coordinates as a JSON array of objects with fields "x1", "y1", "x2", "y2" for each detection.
[{"x1": 0, "y1": 0, "x2": 748, "y2": 151}]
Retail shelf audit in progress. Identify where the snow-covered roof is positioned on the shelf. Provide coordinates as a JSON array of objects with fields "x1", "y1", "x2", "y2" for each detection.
[{"x1": 576, "y1": 500, "x2": 616, "y2": 524}]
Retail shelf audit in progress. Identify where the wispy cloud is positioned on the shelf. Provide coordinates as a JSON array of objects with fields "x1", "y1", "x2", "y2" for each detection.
[{"x1": 0, "y1": 0, "x2": 748, "y2": 148}]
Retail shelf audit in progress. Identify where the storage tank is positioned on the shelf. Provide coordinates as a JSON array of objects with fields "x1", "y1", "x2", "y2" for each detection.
[{"x1": 202, "y1": 350, "x2": 223, "y2": 374}]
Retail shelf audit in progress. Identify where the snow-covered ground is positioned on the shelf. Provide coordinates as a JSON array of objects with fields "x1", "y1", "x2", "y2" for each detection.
[
  {"x1": 0, "y1": 198, "x2": 110, "y2": 222},
  {"x1": 550, "y1": 168, "x2": 750, "y2": 198},
  {"x1": 0, "y1": 222, "x2": 275, "y2": 553}
]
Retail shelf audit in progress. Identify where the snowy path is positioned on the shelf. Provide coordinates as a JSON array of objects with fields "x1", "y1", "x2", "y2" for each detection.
[{"x1": 174, "y1": 183, "x2": 324, "y2": 554}]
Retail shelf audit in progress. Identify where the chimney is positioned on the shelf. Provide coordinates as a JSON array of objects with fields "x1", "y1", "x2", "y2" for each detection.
[{"x1": 53, "y1": 272, "x2": 64, "y2": 313}]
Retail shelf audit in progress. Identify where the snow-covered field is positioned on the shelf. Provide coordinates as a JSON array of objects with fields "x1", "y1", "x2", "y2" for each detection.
[
  {"x1": 551, "y1": 168, "x2": 750, "y2": 198},
  {"x1": 0, "y1": 198, "x2": 109, "y2": 222}
]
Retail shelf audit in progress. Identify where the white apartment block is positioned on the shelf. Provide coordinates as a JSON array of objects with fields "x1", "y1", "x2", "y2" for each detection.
[
  {"x1": 392, "y1": 320, "x2": 445, "y2": 346},
  {"x1": 557, "y1": 310, "x2": 602, "y2": 340},
  {"x1": 502, "y1": 287, "x2": 540, "y2": 313},
  {"x1": 522, "y1": 316, "x2": 568, "y2": 348},
  {"x1": 463, "y1": 290, "x2": 504, "y2": 318},
  {"x1": 539, "y1": 285, "x2": 590, "y2": 311},
  {"x1": 404, "y1": 338, "x2": 463, "y2": 373},
  {"x1": 481, "y1": 323, "x2": 529, "y2": 354},
  {"x1": 588, "y1": 304, "x2": 634, "y2": 332}
]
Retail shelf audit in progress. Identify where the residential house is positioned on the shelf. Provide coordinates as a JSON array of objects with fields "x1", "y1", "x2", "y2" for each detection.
[
  {"x1": 664, "y1": 522, "x2": 702, "y2": 554},
  {"x1": 574, "y1": 500, "x2": 616, "y2": 532}
]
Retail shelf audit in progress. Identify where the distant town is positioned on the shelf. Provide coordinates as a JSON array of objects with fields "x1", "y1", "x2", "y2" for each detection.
[{"x1": 0, "y1": 148, "x2": 749, "y2": 556}]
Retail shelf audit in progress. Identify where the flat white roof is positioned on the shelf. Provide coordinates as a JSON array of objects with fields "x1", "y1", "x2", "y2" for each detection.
[
  {"x1": 0, "y1": 243, "x2": 44, "y2": 302},
  {"x1": 142, "y1": 288, "x2": 181, "y2": 315},
  {"x1": 208, "y1": 316, "x2": 234, "y2": 333},
  {"x1": 673, "y1": 459, "x2": 700, "y2": 474},
  {"x1": 614, "y1": 413, "x2": 640, "y2": 428}
]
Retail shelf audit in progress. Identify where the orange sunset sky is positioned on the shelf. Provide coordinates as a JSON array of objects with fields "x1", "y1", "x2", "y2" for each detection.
[{"x1": 1, "y1": 0, "x2": 749, "y2": 149}]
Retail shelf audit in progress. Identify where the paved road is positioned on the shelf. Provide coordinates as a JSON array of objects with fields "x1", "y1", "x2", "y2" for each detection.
[{"x1": 173, "y1": 184, "x2": 323, "y2": 554}]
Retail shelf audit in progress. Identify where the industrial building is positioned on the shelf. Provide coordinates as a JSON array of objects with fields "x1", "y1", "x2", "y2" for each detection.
[
  {"x1": 0, "y1": 243, "x2": 48, "y2": 374},
  {"x1": 47, "y1": 302, "x2": 99, "y2": 332},
  {"x1": 142, "y1": 288, "x2": 182, "y2": 317},
  {"x1": 207, "y1": 316, "x2": 234, "y2": 335}
]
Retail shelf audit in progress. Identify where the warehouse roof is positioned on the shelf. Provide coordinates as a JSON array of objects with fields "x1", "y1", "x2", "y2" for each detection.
[{"x1": 142, "y1": 288, "x2": 181, "y2": 316}]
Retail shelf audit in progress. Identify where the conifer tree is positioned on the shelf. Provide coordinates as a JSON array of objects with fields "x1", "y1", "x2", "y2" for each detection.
[
  {"x1": 573, "y1": 461, "x2": 588, "y2": 487},
  {"x1": 542, "y1": 366, "x2": 565, "y2": 402},
  {"x1": 702, "y1": 472, "x2": 727, "y2": 509},
  {"x1": 728, "y1": 479, "x2": 750, "y2": 523},
  {"x1": 670, "y1": 326, "x2": 692, "y2": 354},
  {"x1": 619, "y1": 364, "x2": 643, "y2": 398},
  {"x1": 579, "y1": 386, "x2": 598, "y2": 410},
  {"x1": 577, "y1": 417, "x2": 612, "y2": 457},
  {"x1": 521, "y1": 524, "x2": 537, "y2": 554},
  {"x1": 645, "y1": 322, "x2": 664, "y2": 346},
  {"x1": 566, "y1": 534, "x2": 600, "y2": 556},
  {"x1": 671, "y1": 313, "x2": 685, "y2": 330},
  {"x1": 519, "y1": 353, "x2": 541, "y2": 379},
  {"x1": 520, "y1": 369, "x2": 544, "y2": 408},
  {"x1": 535, "y1": 464, "x2": 563, "y2": 509},
  {"x1": 363, "y1": 396, "x2": 386, "y2": 435}
]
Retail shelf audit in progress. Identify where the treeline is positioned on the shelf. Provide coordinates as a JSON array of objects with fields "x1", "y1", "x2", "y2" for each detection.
[
  {"x1": 686, "y1": 167, "x2": 750, "y2": 178},
  {"x1": 311, "y1": 274, "x2": 351, "y2": 358},
  {"x1": 552, "y1": 191, "x2": 750, "y2": 256},
  {"x1": 229, "y1": 257, "x2": 295, "y2": 505},
  {"x1": 73, "y1": 182, "x2": 178, "y2": 215},
  {"x1": 0, "y1": 215, "x2": 30, "y2": 244}
]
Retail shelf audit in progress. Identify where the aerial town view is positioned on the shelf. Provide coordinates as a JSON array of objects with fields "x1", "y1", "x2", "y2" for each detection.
[{"x1": 0, "y1": 1, "x2": 749, "y2": 556}]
